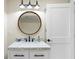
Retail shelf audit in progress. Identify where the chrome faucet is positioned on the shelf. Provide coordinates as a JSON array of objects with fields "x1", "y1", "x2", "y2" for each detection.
[{"x1": 28, "y1": 36, "x2": 30, "y2": 42}]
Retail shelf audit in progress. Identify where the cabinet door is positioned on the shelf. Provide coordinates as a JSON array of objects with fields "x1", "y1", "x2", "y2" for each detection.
[
  {"x1": 30, "y1": 49, "x2": 50, "y2": 59},
  {"x1": 46, "y1": 4, "x2": 71, "y2": 43},
  {"x1": 8, "y1": 49, "x2": 29, "y2": 59},
  {"x1": 49, "y1": 44, "x2": 74, "y2": 59}
]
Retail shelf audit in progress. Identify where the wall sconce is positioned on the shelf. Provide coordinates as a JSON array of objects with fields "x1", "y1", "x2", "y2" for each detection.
[{"x1": 19, "y1": 0, "x2": 40, "y2": 9}]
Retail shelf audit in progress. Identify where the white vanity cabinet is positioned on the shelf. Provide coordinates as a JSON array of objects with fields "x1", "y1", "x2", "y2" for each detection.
[
  {"x1": 8, "y1": 41, "x2": 50, "y2": 59},
  {"x1": 8, "y1": 48, "x2": 49, "y2": 59}
]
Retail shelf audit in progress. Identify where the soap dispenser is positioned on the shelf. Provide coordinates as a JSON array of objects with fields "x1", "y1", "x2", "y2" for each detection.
[{"x1": 37, "y1": 36, "x2": 40, "y2": 42}]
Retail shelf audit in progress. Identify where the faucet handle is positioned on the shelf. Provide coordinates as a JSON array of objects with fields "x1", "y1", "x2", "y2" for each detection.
[
  {"x1": 16, "y1": 38, "x2": 21, "y2": 42},
  {"x1": 32, "y1": 38, "x2": 35, "y2": 42},
  {"x1": 24, "y1": 38, "x2": 27, "y2": 42}
]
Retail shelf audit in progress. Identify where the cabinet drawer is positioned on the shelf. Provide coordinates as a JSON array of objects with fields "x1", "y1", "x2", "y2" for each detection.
[
  {"x1": 8, "y1": 49, "x2": 29, "y2": 59},
  {"x1": 30, "y1": 49, "x2": 49, "y2": 59}
]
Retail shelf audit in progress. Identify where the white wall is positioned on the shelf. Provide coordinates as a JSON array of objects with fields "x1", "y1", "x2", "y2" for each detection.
[{"x1": 4, "y1": 0, "x2": 71, "y2": 59}]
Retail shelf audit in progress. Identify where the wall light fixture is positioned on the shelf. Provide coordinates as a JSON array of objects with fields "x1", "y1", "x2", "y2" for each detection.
[{"x1": 19, "y1": 0, "x2": 40, "y2": 9}]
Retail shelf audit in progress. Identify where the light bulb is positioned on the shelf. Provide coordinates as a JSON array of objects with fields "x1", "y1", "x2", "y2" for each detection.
[
  {"x1": 19, "y1": 4, "x2": 25, "y2": 9},
  {"x1": 27, "y1": 5, "x2": 32, "y2": 9},
  {"x1": 34, "y1": 5, "x2": 40, "y2": 9}
]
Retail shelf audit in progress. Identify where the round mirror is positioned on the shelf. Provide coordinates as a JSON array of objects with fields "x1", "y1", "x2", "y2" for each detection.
[{"x1": 18, "y1": 11, "x2": 42, "y2": 35}]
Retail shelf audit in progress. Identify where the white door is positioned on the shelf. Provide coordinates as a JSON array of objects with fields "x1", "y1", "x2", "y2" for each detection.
[
  {"x1": 46, "y1": 3, "x2": 73, "y2": 43},
  {"x1": 49, "y1": 43, "x2": 74, "y2": 59},
  {"x1": 46, "y1": 3, "x2": 75, "y2": 59}
]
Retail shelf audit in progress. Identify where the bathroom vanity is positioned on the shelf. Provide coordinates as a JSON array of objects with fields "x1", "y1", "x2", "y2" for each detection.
[{"x1": 8, "y1": 41, "x2": 50, "y2": 59}]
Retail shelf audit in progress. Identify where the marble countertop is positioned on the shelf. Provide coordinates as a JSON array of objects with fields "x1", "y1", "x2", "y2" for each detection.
[{"x1": 8, "y1": 41, "x2": 50, "y2": 49}]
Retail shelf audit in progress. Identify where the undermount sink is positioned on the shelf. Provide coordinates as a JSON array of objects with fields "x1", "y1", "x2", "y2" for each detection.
[{"x1": 8, "y1": 41, "x2": 50, "y2": 49}]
